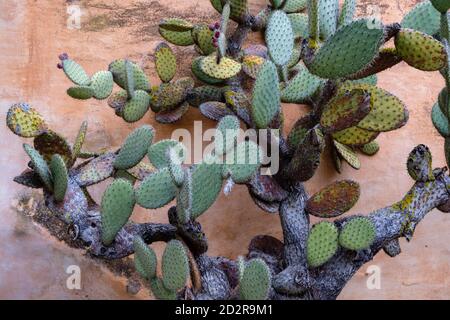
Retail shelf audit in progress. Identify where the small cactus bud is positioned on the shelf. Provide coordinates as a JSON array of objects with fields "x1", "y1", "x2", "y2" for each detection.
[
  {"x1": 209, "y1": 23, "x2": 215, "y2": 31},
  {"x1": 58, "y1": 53, "x2": 69, "y2": 61},
  {"x1": 57, "y1": 63, "x2": 63, "y2": 69},
  {"x1": 214, "y1": 22, "x2": 220, "y2": 29},
  {"x1": 214, "y1": 31, "x2": 220, "y2": 38}
]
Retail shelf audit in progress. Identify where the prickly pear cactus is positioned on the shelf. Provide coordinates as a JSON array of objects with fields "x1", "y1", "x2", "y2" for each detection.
[
  {"x1": 307, "y1": 221, "x2": 339, "y2": 268},
  {"x1": 239, "y1": 258, "x2": 271, "y2": 300},
  {"x1": 339, "y1": 217, "x2": 376, "y2": 251}
]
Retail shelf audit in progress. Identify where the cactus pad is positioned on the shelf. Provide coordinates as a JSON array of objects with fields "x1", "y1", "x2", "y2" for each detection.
[
  {"x1": 288, "y1": 13, "x2": 309, "y2": 39},
  {"x1": 360, "y1": 140, "x2": 380, "y2": 156},
  {"x1": 333, "y1": 140, "x2": 361, "y2": 169},
  {"x1": 251, "y1": 61, "x2": 280, "y2": 129},
  {"x1": 34, "y1": 131, "x2": 73, "y2": 165},
  {"x1": 338, "y1": 0, "x2": 356, "y2": 27},
  {"x1": 281, "y1": 64, "x2": 324, "y2": 104},
  {"x1": 6, "y1": 103, "x2": 48, "y2": 138},
  {"x1": 114, "y1": 125, "x2": 154, "y2": 170},
  {"x1": 50, "y1": 154, "x2": 68, "y2": 202},
  {"x1": 23, "y1": 144, "x2": 53, "y2": 191},
  {"x1": 401, "y1": 1, "x2": 440, "y2": 36},
  {"x1": 266, "y1": 10, "x2": 294, "y2": 66},
  {"x1": 307, "y1": 221, "x2": 339, "y2": 268},
  {"x1": 155, "y1": 101, "x2": 189, "y2": 124},
  {"x1": 215, "y1": 115, "x2": 240, "y2": 155},
  {"x1": 288, "y1": 115, "x2": 316, "y2": 148},
  {"x1": 306, "y1": 19, "x2": 385, "y2": 79},
  {"x1": 148, "y1": 139, "x2": 184, "y2": 169},
  {"x1": 150, "y1": 278, "x2": 177, "y2": 300},
  {"x1": 432, "y1": 102, "x2": 450, "y2": 137},
  {"x1": 283, "y1": 0, "x2": 307, "y2": 13},
  {"x1": 67, "y1": 86, "x2": 95, "y2": 100},
  {"x1": 407, "y1": 144, "x2": 434, "y2": 182},
  {"x1": 187, "y1": 85, "x2": 224, "y2": 107},
  {"x1": 90, "y1": 71, "x2": 114, "y2": 100},
  {"x1": 191, "y1": 57, "x2": 224, "y2": 84},
  {"x1": 332, "y1": 126, "x2": 379, "y2": 146},
  {"x1": 150, "y1": 81, "x2": 190, "y2": 113},
  {"x1": 159, "y1": 18, "x2": 193, "y2": 32},
  {"x1": 108, "y1": 90, "x2": 128, "y2": 116},
  {"x1": 239, "y1": 258, "x2": 271, "y2": 300},
  {"x1": 319, "y1": 0, "x2": 339, "y2": 39},
  {"x1": 135, "y1": 168, "x2": 177, "y2": 209},
  {"x1": 200, "y1": 55, "x2": 242, "y2": 80},
  {"x1": 339, "y1": 217, "x2": 376, "y2": 251},
  {"x1": 242, "y1": 55, "x2": 265, "y2": 79},
  {"x1": 123, "y1": 90, "x2": 150, "y2": 123},
  {"x1": 192, "y1": 24, "x2": 216, "y2": 56},
  {"x1": 162, "y1": 240, "x2": 189, "y2": 291},
  {"x1": 101, "y1": 179, "x2": 135, "y2": 246},
  {"x1": 108, "y1": 59, "x2": 149, "y2": 91},
  {"x1": 74, "y1": 153, "x2": 115, "y2": 186},
  {"x1": 13, "y1": 170, "x2": 44, "y2": 189},
  {"x1": 159, "y1": 27, "x2": 195, "y2": 46},
  {"x1": 200, "y1": 101, "x2": 234, "y2": 121},
  {"x1": 306, "y1": 180, "x2": 360, "y2": 218},
  {"x1": 72, "y1": 121, "x2": 88, "y2": 162},
  {"x1": 430, "y1": 0, "x2": 450, "y2": 13},
  {"x1": 155, "y1": 43, "x2": 177, "y2": 83},
  {"x1": 62, "y1": 59, "x2": 91, "y2": 86},
  {"x1": 224, "y1": 141, "x2": 262, "y2": 183},
  {"x1": 395, "y1": 29, "x2": 446, "y2": 71},
  {"x1": 133, "y1": 236, "x2": 157, "y2": 280},
  {"x1": 176, "y1": 169, "x2": 192, "y2": 223}
]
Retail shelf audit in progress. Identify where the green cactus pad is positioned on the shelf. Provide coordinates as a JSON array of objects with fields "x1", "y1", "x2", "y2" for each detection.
[
  {"x1": 23, "y1": 144, "x2": 53, "y2": 191},
  {"x1": 123, "y1": 90, "x2": 150, "y2": 123},
  {"x1": 239, "y1": 258, "x2": 271, "y2": 300},
  {"x1": 306, "y1": 19, "x2": 385, "y2": 79},
  {"x1": 67, "y1": 86, "x2": 95, "y2": 100},
  {"x1": 242, "y1": 55, "x2": 265, "y2": 79},
  {"x1": 320, "y1": 89, "x2": 371, "y2": 133},
  {"x1": 150, "y1": 277, "x2": 177, "y2": 300},
  {"x1": 266, "y1": 10, "x2": 294, "y2": 66},
  {"x1": 224, "y1": 141, "x2": 262, "y2": 184},
  {"x1": 215, "y1": 115, "x2": 240, "y2": 155},
  {"x1": 308, "y1": 0, "x2": 319, "y2": 39},
  {"x1": 155, "y1": 42, "x2": 177, "y2": 83},
  {"x1": 229, "y1": 0, "x2": 249, "y2": 22},
  {"x1": 333, "y1": 140, "x2": 361, "y2": 169},
  {"x1": 339, "y1": 217, "x2": 376, "y2": 251},
  {"x1": 281, "y1": 64, "x2": 324, "y2": 104},
  {"x1": 167, "y1": 145, "x2": 186, "y2": 186},
  {"x1": 62, "y1": 59, "x2": 91, "y2": 86},
  {"x1": 159, "y1": 27, "x2": 195, "y2": 46},
  {"x1": 306, "y1": 180, "x2": 360, "y2": 218},
  {"x1": 176, "y1": 169, "x2": 192, "y2": 223},
  {"x1": 135, "y1": 168, "x2": 177, "y2": 209},
  {"x1": 319, "y1": 0, "x2": 339, "y2": 39},
  {"x1": 50, "y1": 154, "x2": 68, "y2": 202},
  {"x1": 360, "y1": 140, "x2": 380, "y2": 156},
  {"x1": 72, "y1": 121, "x2": 88, "y2": 162},
  {"x1": 402, "y1": 1, "x2": 440, "y2": 36},
  {"x1": 288, "y1": 13, "x2": 309, "y2": 39},
  {"x1": 133, "y1": 236, "x2": 157, "y2": 280},
  {"x1": 430, "y1": 0, "x2": 450, "y2": 13},
  {"x1": 159, "y1": 18, "x2": 194, "y2": 32},
  {"x1": 192, "y1": 24, "x2": 216, "y2": 56},
  {"x1": 101, "y1": 179, "x2": 135, "y2": 246},
  {"x1": 148, "y1": 139, "x2": 185, "y2": 169},
  {"x1": 74, "y1": 153, "x2": 115, "y2": 186},
  {"x1": 6, "y1": 103, "x2": 48, "y2": 138},
  {"x1": 199, "y1": 101, "x2": 234, "y2": 121},
  {"x1": 251, "y1": 61, "x2": 280, "y2": 129},
  {"x1": 191, "y1": 57, "x2": 224, "y2": 84},
  {"x1": 283, "y1": 0, "x2": 307, "y2": 13},
  {"x1": 395, "y1": 28, "x2": 446, "y2": 71},
  {"x1": 432, "y1": 102, "x2": 450, "y2": 137},
  {"x1": 187, "y1": 85, "x2": 224, "y2": 107},
  {"x1": 108, "y1": 59, "x2": 149, "y2": 91},
  {"x1": 287, "y1": 115, "x2": 316, "y2": 148},
  {"x1": 439, "y1": 88, "x2": 448, "y2": 117},
  {"x1": 350, "y1": 74, "x2": 378, "y2": 86},
  {"x1": 162, "y1": 240, "x2": 190, "y2": 291},
  {"x1": 124, "y1": 60, "x2": 135, "y2": 98},
  {"x1": 307, "y1": 221, "x2": 339, "y2": 268},
  {"x1": 114, "y1": 125, "x2": 154, "y2": 170},
  {"x1": 34, "y1": 131, "x2": 73, "y2": 165},
  {"x1": 90, "y1": 71, "x2": 114, "y2": 100},
  {"x1": 338, "y1": 0, "x2": 356, "y2": 27},
  {"x1": 191, "y1": 161, "x2": 224, "y2": 219},
  {"x1": 200, "y1": 54, "x2": 242, "y2": 80}
]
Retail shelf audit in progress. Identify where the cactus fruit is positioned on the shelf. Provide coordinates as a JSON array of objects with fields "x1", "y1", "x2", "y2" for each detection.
[
  {"x1": 339, "y1": 217, "x2": 376, "y2": 251},
  {"x1": 332, "y1": 125, "x2": 379, "y2": 146},
  {"x1": 200, "y1": 54, "x2": 242, "y2": 80},
  {"x1": 114, "y1": 125, "x2": 154, "y2": 170},
  {"x1": 150, "y1": 278, "x2": 177, "y2": 300},
  {"x1": 320, "y1": 89, "x2": 371, "y2": 133},
  {"x1": 224, "y1": 141, "x2": 262, "y2": 184},
  {"x1": 407, "y1": 144, "x2": 434, "y2": 182},
  {"x1": 360, "y1": 140, "x2": 380, "y2": 156},
  {"x1": 333, "y1": 140, "x2": 361, "y2": 170},
  {"x1": 72, "y1": 121, "x2": 88, "y2": 162},
  {"x1": 305, "y1": 19, "x2": 385, "y2": 79},
  {"x1": 251, "y1": 61, "x2": 281, "y2": 129},
  {"x1": 215, "y1": 115, "x2": 240, "y2": 156},
  {"x1": 239, "y1": 258, "x2": 271, "y2": 300},
  {"x1": 67, "y1": 86, "x2": 95, "y2": 100},
  {"x1": 430, "y1": 0, "x2": 450, "y2": 13},
  {"x1": 161, "y1": 240, "x2": 190, "y2": 291},
  {"x1": 155, "y1": 43, "x2": 177, "y2": 83},
  {"x1": 34, "y1": 131, "x2": 73, "y2": 165},
  {"x1": 74, "y1": 152, "x2": 116, "y2": 186},
  {"x1": 50, "y1": 154, "x2": 68, "y2": 202},
  {"x1": 338, "y1": 0, "x2": 356, "y2": 27},
  {"x1": 191, "y1": 57, "x2": 224, "y2": 84},
  {"x1": 133, "y1": 237, "x2": 157, "y2": 280},
  {"x1": 307, "y1": 221, "x2": 339, "y2": 268},
  {"x1": 100, "y1": 178, "x2": 136, "y2": 245},
  {"x1": 395, "y1": 29, "x2": 446, "y2": 71},
  {"x1": 108, "y1": 59, "x2": 150, "y2": 91},
  {"x1": 288, "y1": 13, "x2": 309, "y2": 39},
  {"x1": 123, "y1": 90, "x2": 151, "y2": 123},
  {"x1": 306, "y1": 180, "x2": 360, "y2": 218},
  {"x1": 432, "y1": 102, "x2": 450, "y2": 137},
  {"x1": 23, "y1": 144, "x2": 53, "y2": 191},
  {"x1": 319, "y1": 0, "x2": 339, "y2": 39},
  {"x1": 6, "y1": 103, "x2": 48, "y2": 138},
  {"x1": 266, "y1": 10, "x2": 294, "y2": 66},
  {"x1": 135, "y1": 168, "x2": 177, "y2": 209},
  {"x1": 147, "y1": 139, "x2": 183, "y2": 169},
  {"x1": 401, "y1": 1, "x2": 440, "y2": 36},
  {"x1": 280, "y1": 64, "x2": 324, "y2": 104},
  {"x1": 199, "y1": 101, "x2": 235, "y2": 121},
  {"x1": 90, "y1": 71, "x2": 114, "y2": 100},
  {"x1": 242, "y1": 55, "x2": 265, "y2": 79},
  {"x1": 62, "y1": 59, "x2": 91, "y2": 86}
]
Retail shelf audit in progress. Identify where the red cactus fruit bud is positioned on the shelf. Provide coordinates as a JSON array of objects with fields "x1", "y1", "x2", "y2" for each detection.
[
  {"x1": 57, "y1": 63, "x2": 63, "y2": 69},
  {"x1": 58, "y1": 53, "x2": 69, "y2": 61},
  {"x1": 214, "y1": 31, "x2": 220, "y2": 38}
]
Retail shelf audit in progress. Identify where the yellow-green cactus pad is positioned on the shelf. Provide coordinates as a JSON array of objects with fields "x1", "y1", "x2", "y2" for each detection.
[
  {"x1": 90, "y1": 71, "x2": 114, "y2": 100},
  {"x1": 191, "y1": 57, "x2": 224, "y2": 84},
  {"x1": 192, "y1": 24, "x2": 216, "y2": 56},
  {"x1": 162, "y1": 240, "x2": 190, "y2": 291},
  {"x1": 155, "y1": 42, "x2": 177, "y2": 83},
  {"x1": 242, "y1": 55, "x2": 265, "y2": 79},
  {"x1": 339, "y1": 216, "x2": 376, "y2": 251},
  {"x1": 159, "y1": 18, "x2": 194, "y2": 32},
  {"x1": 101, "y1": 179, "x2": 135, "y2": 246},
  {"x1": 23, "y1": 144, "x2": 53, "y2": 191},
  {"x1": 150, "y1": 82, "x2": 189, "y2": 113},
  {"x1": 72, "y1": 121, "x2": 88, "y2": 162},
  {"x1": 114, "y1": 125, "x2": 154, "y2": 170},
  {"x1": 135, "y1": 168, "x2": 177, "y2": 209},
  {"x1": 34, "y1": 131, "x2": 73, "y2": 165},
  {"x1": 6, "y1": 103, "x2": 48, "y2": 138},
  {"x1": 333, "y1": 126, "x2": 379, "y2": 146},
  {"x1": 159, "y1": 27, "x2": 195, "y2": 46},
  {"x1": 62, "y1": 59, "x2": 91, "y2": 86},
  {"x1": 50, "y1": 154, "x2": 68, "y2": 202},
  {"x1": 333, "y1": 140, "x2": 361, "y2": 169},
  {"x1": 123, "y1": 90, "x2": 150, "y2": 123},
  {"x1": 200, "y1": 54, "x2": 242, "y2": 80},
  {"x1": 395, "y1": 28, "x2": 446, "y2": 71},
  {"x1": 307, "y1": 221, "x2": 339, "y2": 268},
  {"x1": 359, "y1": 140, "x2": 380, "y2": 156},
  {"x1": 283, "y1": 0, "x2": 307, "y2": 13},
  {"x1": 67, "y1": 86, "x2": 95, "y2": 100},
  {"x1": 306, "y1": 180, "x2": 360, "y2": 218}
]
